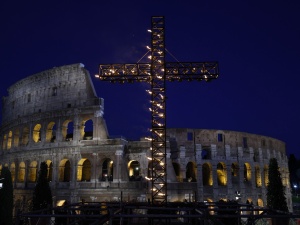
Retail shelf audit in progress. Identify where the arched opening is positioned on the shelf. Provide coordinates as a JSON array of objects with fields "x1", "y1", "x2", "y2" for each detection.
[
  {"x1": 46, "y1": 160, "x2": 53, "y2": 182},
  {"x1": 257, "y1": 198, "x2": 264, "y2": 214},
  {"x1": 172, "y1": 162, "x2": 181, "y2": 182},
  {"x1": 186, "y1": 162, "x2": 196, "y2": 182},
  {"x1": 59, "y1": 159, "x2": 71, "y2": 182},
  {"x1": 244, "y1": 163, "x2": 251, "y2": 182},
  {"x1": 231, "y1": 162, "x2": 239, "y2": 185},
  {"x1": 13, "y1": 128, "x2": 20, "y2": 147},
  {"x1": 62, "y1": 120, "x2": 73, "y2": 141},
  {"x1": 18, "y1": 162, "x2": 26, "y2": 182},
  {"x1": 32, "y1": 124, "x2": 42, "y2": 143},
  {"x1": 10, "y1": 163, "x2": 15, "y2": 182},
  {"x1": 281, "y1": 167, "x2": 289, "y2": 186},
  {"x1": 7, "y1": 131, "x2": 13, "y2": 149},
  {"x1": 28, "y1": 161, "x2": 38, "y2": 182},
  {"x1": 2, "y1": 134, "x2": 7, "y2": 150},
  {"x1": 101, "y1": 159, "x2": 113, "y2": 181},
  {"x1": 217, "y1": 162, "x2": 227, "y2": 186},
  {"x1": 46, "y1": 122, "x2": 56, "y2": 142},
  {"x1": 255, "y1": 166, "x2": 262, "y2": 187},
  {"x1": 22, "y1": 126, "x2": 29, "y2": 146},
  {"x1": 246, "y1": 198, "x2": 253, "y2": 204},
  {"x1": 83, "y1": 119, "x2": 93, "y2": 140},
  {"x1": 231, "y1": 162, "x2": 239, "y2": 177},
  {"x1": 77, "y1": 158, "x2": 91, "y2": 182},
  {"x1": 128, "y1": 160, "x2": 141, "y2": 181},
  {"x1": 264, "y1": 165, "x2": 269, "y2": 186},
  {"x1": 203, "y1": 163, "x2": 213, "y2": 186}
]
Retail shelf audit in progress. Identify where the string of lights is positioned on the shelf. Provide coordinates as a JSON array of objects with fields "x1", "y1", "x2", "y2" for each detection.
[{"x1": 95, "y1": 16, "x2": 219, "y2": 204}]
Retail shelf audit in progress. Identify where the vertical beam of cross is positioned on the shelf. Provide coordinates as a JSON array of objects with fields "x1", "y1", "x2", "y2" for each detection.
[
  {"x1": 150, "y1": 17, "x2": 167, "y2": 203},
  {"x1": 96, "y1": 16, "x2": 219, "y2": 204}
]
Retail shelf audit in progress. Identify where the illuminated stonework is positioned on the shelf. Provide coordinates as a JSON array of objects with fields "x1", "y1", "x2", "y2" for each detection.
[{"x1": 0, "y1": 63, "x2": 292, "y2": 214}]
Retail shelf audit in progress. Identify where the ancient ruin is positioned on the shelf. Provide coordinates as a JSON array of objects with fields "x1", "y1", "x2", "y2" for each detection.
[{"x1": 0, "y1": 63, "x2": 292, "y2": 215}]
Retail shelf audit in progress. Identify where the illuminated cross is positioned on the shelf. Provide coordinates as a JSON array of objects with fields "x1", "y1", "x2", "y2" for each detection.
[{"x1": 96, "y1": 16, "x2": 219, "y2": 204}]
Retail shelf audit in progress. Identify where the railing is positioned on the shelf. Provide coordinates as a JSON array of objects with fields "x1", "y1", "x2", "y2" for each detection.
[{"x1": 18, "y1": 201, "x2": 300, "y2": 225}]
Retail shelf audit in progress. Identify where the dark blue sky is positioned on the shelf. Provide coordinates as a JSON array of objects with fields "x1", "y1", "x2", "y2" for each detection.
[{"x1": 1, "y1": 1, "x2": 299, "y2": 157}]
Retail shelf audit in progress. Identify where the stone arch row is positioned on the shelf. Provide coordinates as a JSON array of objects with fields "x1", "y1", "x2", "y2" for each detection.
[
  {"x1": 0, "y1": 157, "x2": 112, "y2": 183},
  {"x1": 0, "y1": 158, "x2": 148, "y2": 183},
  {"x1": 172, "y1": 161, "x2": 272, "y2": 187},
  {"x1": 1, "y1": 118, "x2": 94, "y2": 150},
  {"x1": 1, "y1": 158, "x2": 288, "y2": 187}
]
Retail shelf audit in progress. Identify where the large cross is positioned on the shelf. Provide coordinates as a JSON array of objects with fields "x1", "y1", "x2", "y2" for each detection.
[{"x1": 96, "y1": 16, "x2": 219, "y2": 204}]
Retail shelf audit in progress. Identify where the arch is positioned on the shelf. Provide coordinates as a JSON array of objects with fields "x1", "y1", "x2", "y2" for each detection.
[
  {"x1": 32, "y1": 124, "x2": 42, "y2": 143},
  {"x1": 10, "y1": 162, "x2": 16, "y2": 182},
  {"x1": 217, "y1": 162, "x2": 227, "y2": 186},
  {"x1": 244, "y1": 163, "x2": 251, "y2": 182},
  {"x1": 46, "y1": 160, "x2": 53, "y2": 182},
  {"x1": 264, "y1": 165, "x2": 269, "y2": 186},
  {"x1": 203, "y1": 163, "x2": 213, "y2": 186},
  {"x1": 13, "y1": 128, "x2": 20, "y2": 147},
  {"x1": 18, "y1": 162, "x2": 26, "y2": 182},
  {"x1": 257, "y1": 198, "x2": 263, "y2": 207},
  {"x1": 62, "y1": 120, "x2": 73, "y2": 141},
  {"x1": 128, "y1": 160, "x2": 141, "y2": 181},
  {"x1": 255, "y1": 166, "x2": 262, "y2": 187},
  {"x1": 186, "y1": 161, "x2": 197, "y2": 182},
  {"x1": 77, "y1": 158, "x2": 91, "y2": 182},
  {"x1": 21, "y1": 126, "x2": 29, "y2": 146},
  {"x1": 257, "y1": 198, "x2": 264, "y2": 214},
  {"x1": 46, "y1": 122, "x2": 56, "y2": 143},
  {"x1": 172, "y1": 162, "x2": 181, "y2": 182},
  {"x1": 246, "y1": 198, "x2": 253, "y2": 204},
  {"x1": 2, "y1": 134, "x2": 7, "y2": 150},
  {"x1": 28, "y1": 161, "x2": 38, "y2": 182},
  {"x1": 101, "y1": 158, "x2": 113, "y2": 181},
  {"x1": 82, "y1": 119, "x2": 93, "y2": 140},
  {"x1": 231, "y1": 162, "x2": 239, "y2": 177},
  {"x1": 59, "y1": 159, "x2": 71, "y2": 182},
  {"x1": 281, "y1": 167, "x2": 289, "y2": 186},
  {"x1": 7, "y1": 131, "x2": 13, "y2": 149}
]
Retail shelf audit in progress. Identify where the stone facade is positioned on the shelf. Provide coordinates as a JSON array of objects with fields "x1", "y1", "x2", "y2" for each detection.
[{"x1": 0, "y1": 63, "x2": 292, "y2": 214}]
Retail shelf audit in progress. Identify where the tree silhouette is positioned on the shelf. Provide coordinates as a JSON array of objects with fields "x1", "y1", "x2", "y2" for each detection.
[
  {"x1": 266, "y1": 158, "x2": 288, "y2": 212},
  {"x1": 32, "y1": 162, "x2": 52, "y2": 211},
  {"x1": 0, "y1": 166, "x2": 14, "y2": 225}
]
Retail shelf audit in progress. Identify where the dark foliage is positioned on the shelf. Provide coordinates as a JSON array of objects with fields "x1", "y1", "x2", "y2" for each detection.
[
  {"x1": 0, "y1": 167, "x2": 14, "y2": 225},
  {"x1": 32, "y1": 162, "x2": 52, "y2": 211},
  {"x1": 267, "y1": 158, "x2": 288, "y2": 212},
  {"x1": 288, "y1": 154, "x2": 300, "y2": 193}
]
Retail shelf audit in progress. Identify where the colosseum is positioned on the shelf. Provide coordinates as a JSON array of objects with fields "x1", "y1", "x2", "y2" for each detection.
[{"x1": 0, "y1": 63, "x2": 292, "y2": 213}]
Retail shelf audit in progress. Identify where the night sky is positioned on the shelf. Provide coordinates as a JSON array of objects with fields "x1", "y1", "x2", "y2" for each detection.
[{"x1": 1, "y1": 1, "x2": 299, "y2": 158}]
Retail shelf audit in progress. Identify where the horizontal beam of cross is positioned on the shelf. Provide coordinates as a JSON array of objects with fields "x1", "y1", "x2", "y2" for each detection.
[{"x1": 98, "y1": 62, "x2": 218, "y2": 83}]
